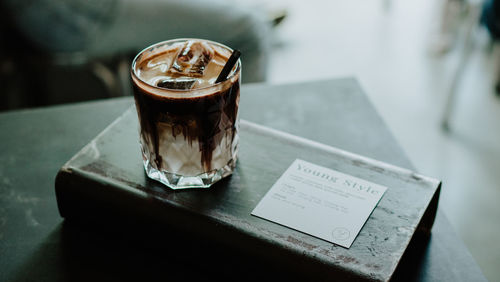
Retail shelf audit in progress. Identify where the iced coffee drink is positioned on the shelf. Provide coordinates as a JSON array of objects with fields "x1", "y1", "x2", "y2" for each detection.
[{"x1": 131, "y1": 39, "x2": 241, "y2": 189}]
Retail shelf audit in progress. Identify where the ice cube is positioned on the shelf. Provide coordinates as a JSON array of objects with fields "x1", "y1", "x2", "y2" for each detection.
[
  {"x1": 169, "y1": 41, "x2": 214, "y2": 77},
  {"x1": 157, "y1": 77, "x2": 196, "y2": 90},
  {"x1": 159, "y1": 63, "x2": 169, "y2": 73}
]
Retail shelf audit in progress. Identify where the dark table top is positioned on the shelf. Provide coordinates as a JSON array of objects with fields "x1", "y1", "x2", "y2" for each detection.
[{"x1": 0, "y1": 78, "x2": 486, "y2": 281}]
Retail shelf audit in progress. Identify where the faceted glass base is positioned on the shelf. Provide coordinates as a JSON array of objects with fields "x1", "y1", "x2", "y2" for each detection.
[{"x1": 143, "y1": 156, "x2": 236, "y2": 189}]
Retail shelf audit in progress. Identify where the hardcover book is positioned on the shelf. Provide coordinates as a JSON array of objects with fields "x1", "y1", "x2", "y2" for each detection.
[{"x1": 55, "y1": 107, "x2": 441, "y2": 282}]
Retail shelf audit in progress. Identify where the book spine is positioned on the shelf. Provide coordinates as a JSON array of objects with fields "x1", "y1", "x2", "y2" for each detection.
[{"x1": 55, "y1": 167, "x2": 384, "y2": 282}]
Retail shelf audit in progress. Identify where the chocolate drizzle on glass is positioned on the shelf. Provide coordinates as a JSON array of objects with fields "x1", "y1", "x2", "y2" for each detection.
[{"x1": 133, "y1": 81, "x2": 240, "y2": 172}]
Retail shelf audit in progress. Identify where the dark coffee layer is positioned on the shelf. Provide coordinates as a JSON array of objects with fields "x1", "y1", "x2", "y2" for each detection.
[{"x1": 133, "y1": 81, "x2": 240, "y2": 172}]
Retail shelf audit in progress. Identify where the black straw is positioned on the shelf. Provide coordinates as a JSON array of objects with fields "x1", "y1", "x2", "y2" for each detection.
[{"x1": 215, "y1": 49, "x2": 241, "y2": 83}]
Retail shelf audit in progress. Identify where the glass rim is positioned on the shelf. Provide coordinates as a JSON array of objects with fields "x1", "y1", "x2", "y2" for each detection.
[{"x1": 131, "y1": 38, "x2": 241, "y2": 93}]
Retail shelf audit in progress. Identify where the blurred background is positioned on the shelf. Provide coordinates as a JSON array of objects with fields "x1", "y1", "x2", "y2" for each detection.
[
  {"x1": 267, "y1": 0, "x2": 500, "y2": 280},
  {"x1": 2, "y1": 0, "x2": 500, "y2": 280}
]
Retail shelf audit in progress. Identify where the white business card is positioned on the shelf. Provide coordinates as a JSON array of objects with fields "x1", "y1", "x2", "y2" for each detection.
[{"x1": 251, "y1": 159, "x2": 387, "y2": 248}]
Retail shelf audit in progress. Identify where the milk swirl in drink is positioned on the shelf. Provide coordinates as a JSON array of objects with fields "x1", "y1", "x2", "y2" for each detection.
[{"x1": 131, "y1": 39, "x2": 241, "y2": 189}]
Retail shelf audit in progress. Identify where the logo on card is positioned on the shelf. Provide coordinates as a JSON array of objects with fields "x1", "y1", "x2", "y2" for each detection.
[{"x1": 332, "y1": 227, "x2": 351, "y2": 241}]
